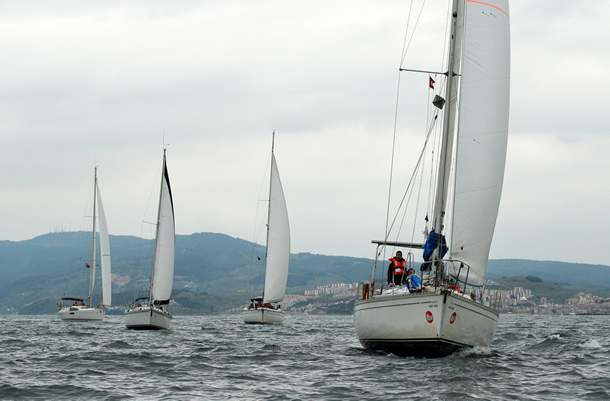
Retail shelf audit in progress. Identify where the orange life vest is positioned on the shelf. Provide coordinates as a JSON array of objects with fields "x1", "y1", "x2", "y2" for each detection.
[
  {"x1": 362, "y1": 283, "x2": 369, "y2": 300},
  {"x1": 389, "y1": 258, "x2": 406, "y2": 276}
]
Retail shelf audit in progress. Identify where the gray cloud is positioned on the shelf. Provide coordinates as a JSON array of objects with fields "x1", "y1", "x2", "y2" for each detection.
[{"x1": 1, "y1": 0, "x2": 608, "y2": 266}]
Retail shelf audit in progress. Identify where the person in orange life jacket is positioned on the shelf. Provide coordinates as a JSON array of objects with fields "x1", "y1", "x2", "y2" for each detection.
[{"x1": 387, "y1": 251, "x2": 407, "y2": 285}]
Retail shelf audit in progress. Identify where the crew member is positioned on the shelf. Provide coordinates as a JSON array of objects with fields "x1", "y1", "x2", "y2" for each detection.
[{"x1": 387, "y1": 251, "x2": 407, "y2": 286}]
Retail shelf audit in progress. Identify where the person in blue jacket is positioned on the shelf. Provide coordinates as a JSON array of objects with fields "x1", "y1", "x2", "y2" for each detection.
[{"x1": 406, "y1": 268, "x2": 422, "y2": 292}]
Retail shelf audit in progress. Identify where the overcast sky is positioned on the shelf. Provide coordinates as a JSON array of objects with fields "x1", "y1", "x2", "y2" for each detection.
[{"x1": 1, "y1": 0, "x2": 608, "y2": 266}]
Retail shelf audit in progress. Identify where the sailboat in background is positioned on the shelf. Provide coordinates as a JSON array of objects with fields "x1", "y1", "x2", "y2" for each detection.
[
  {"x1": 243, "y1": 133, "x2": 290, "y2": 324},
  {"x1": 58, "y1": 167, "x2": 112, "y2": 321},
  {"x1": 354, "y1": 0, "x2": 510, "y2": 357},
  {"x1": 124, "y1": 149, "x2": 175, "y2": 330}
]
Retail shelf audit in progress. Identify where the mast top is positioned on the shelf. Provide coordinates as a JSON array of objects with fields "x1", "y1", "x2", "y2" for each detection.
[{"x1": 271, "y1": 130, "x2": 275, "y2": 154}]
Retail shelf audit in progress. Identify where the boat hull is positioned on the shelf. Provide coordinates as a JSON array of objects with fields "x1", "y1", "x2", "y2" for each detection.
[
  {"x1": 58, "y1": 306, "x2": 105, "y2": 321},
  {"x1": 124, "y1": 306, "x2": 172, "y2": 330},
  {"x1": 242, "y1": 308, "x2": 284, "y2": 324},
  {"x1": 354, "y1": 290, "x2": 498, "y2": 357}
]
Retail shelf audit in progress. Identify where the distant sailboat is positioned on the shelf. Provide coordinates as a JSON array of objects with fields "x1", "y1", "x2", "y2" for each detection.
[
  {"x1": 58, "y1": 167, "x2": 112, "y2": 321},
  {"x1": 243, "y1": 133, "x2": 290, "y2": 324},
  {"x1": 124, "y1": 149, "x2": 175, "y2": 330},
  {"x1": 354, "y1": 0, "x2": 510, "y2": 357}
]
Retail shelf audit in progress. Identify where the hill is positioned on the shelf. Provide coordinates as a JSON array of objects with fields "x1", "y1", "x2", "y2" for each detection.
[
  {"x1": 1, "y1": 231, "x2": 610, "y2": 314},
  {"x1": 487, "y1": 259, "x2": 610, "y2": 288},
  {"x1": 0, "y1": 232, "x2": 373, "y2": 314}
]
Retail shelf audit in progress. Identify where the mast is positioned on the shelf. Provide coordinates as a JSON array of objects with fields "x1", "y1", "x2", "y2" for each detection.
[
  {"x1": 431, "y1": 0, "x2": 461, "y2": 267},
  {"x1": 262, "y1": 131, "x2": 275, "y2": 300},
  {"x1": 88, "y1": 167, "x2": 98, "y2": 307}
]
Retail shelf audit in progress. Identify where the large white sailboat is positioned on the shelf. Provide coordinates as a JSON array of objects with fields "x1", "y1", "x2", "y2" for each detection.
[
  {"x1": 243, "y1": 134, "x2": 290, "y2": 325},
  {"x1": 354, "y1": 0, "x2": 510, "y2": 357},
  {"x1": 124, "y1": 150, "x2": 175, "y2": 330},
  {"x1": 58, "y1": 167, "x2": 112, "y2": 321}
]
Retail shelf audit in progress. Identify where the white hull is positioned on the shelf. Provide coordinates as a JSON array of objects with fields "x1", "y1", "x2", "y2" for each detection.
[
  {"x1": 354, "y1": 290, "x2": 498, "y2": 357},
  {"x1": 124, "y1": 305, "x2": 172, "y2": 330},
  {"x1": 242, "y1": 308, "x2": 284, "y2": 325},
  {"x1": 58, "y1": 306, "x2": 105, "y2": 321}
]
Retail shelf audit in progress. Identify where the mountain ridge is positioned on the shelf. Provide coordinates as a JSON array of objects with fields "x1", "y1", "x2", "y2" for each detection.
[{"x1": 1, "y1": 231, "x2": 609, "y2": 314}]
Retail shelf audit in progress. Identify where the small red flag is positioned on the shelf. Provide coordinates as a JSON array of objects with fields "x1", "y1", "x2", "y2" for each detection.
[
  {"x1": 429, "y1": 76, "x2": 435, "y2": 89},
  {"x1": 85, "y1": 263, "x2": 90, "y2": 268}
]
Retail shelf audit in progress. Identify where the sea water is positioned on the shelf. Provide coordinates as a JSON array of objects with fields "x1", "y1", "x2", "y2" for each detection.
[{"x1": 0, "y1": 314, "x2": 609, "y2": 400}]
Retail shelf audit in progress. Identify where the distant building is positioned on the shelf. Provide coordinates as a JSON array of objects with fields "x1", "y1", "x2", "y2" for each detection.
[{"x1": 304, "y1": 282, "x2": 358, "y2": 296}]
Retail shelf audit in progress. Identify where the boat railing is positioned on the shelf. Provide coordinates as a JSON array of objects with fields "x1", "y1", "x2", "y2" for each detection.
[
  {"x1": 423, "y1": 258, "x2": 500, "y2": 311},
  {"x1": 363, "y1": 246, "x2": 500, "y2": 311}
]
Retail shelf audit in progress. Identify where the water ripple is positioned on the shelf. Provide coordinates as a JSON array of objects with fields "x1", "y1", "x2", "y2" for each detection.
[{"x1": 1, "y1": 314, "x2": 610, "y2": 399}]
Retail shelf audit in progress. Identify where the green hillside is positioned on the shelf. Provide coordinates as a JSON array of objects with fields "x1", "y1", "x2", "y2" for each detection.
[
  {"x1": 1, "y1": 232, "x2": 610, "y2": 315},
  {"x1": 0, "y1": 232, "x2": 373, "y2": 314},
  {"x1": 487, "y1": 259, "x2": 610, "y2": 288}
]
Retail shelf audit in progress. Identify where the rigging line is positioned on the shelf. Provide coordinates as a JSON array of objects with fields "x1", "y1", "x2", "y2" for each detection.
[
  {"x1": 393, "y1": 161, "x2": 417, "y2": 242},
  {"x1": 251, "y1": 151, "x2": 272, "y2": 250},
  {"x1": 412, "y1": 75, "x2": 437, "y2": 243},
  {"x1": 382, "y1": 69, "x2": 405, "y2": 279},
  {"x1": 398, "y1": 0, "x2": 414, "y2": 67},
  {"x1": 133, "y1": 159, "x2": 163, "y2": 302},
  {"x1": 415, "y1": 73, "x2": 436, "y2": 238},
  {"x1": 393, "y1": 89, "x2": 435, "y2": 243},
  {"x1": 249, "y1": 215, "x2": 268, "y2": 297},
  {"x1": 249, "y1": 143, "x2": 272, "y2": 296},
  {"x1": 440, "y1": 0, "x2": 452, "y2": 74},
  {"x1": 385, "y1": 112, "x2": 439, "y2": 240},
  {"x1": 394, "y1": 113, "x2": 438, "y2": 243},
  {"x1": 72, "y1": 178, "x2": 96, "y2": 299},
  {"x1": 380, "y1": 0, "x2": 426, "y2": 283},
  {"x1": 411, "y1": 138, "x2": 427, "y2": 243},
  {"x1": 427, "y1": 76, "x2": 448, "y2": 219},
  {"x1": 398, "y1": 75, "x2": 436, "y2": 246},
  {"x1": 383, "y1": 0, "x2": 428, "y2": 274},
  {"x1": 400, "y1": 0, "x2": 428, "y2": 68}
]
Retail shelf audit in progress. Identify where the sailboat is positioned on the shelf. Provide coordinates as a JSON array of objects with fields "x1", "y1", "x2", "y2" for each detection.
[
  {"x1": 354, "y1": 0, "x2": 510, "y2": 357},
  {"x1": 58, "y1": 167, "x2": 112, "y2": 321},
  {"x1": 243, "y1": 133, "x2": 290, "y2": 324},
  {"x1": 124, "y1": 149, "x2": 175, "y2": 330}
]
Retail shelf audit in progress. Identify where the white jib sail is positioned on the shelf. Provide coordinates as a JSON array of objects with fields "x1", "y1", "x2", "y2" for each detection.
[
  {"x1": 262, "y1": 154, "x2": 290, "y2": 304},
  {"x1": 96, "y1": 183, "x2": 112, "y2": 307},
  {"x1": 151, "y1": 155, "x2": 175, "y2": 303},
  {"x1": 451, "y1": 0, "x2": 510, "y2": 285}
]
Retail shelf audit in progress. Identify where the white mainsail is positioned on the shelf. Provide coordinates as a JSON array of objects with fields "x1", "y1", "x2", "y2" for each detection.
[
  {"x1": 96, "y1": 183, "x2": 112, "y2": 307},
  {"x1": 262, "y1": 153, "x2": 290, "y2": 304},
  {"x1": 450, "y1": 0, "x2": 510, "y2": 285},
  {"x1": 151, "y1": 153, "x2": 175, "y2": 303}
]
